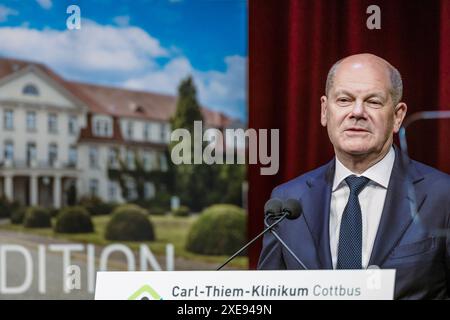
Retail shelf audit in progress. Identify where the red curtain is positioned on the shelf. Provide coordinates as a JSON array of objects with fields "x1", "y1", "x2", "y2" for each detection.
[{"x1": 248, "y1": 0, "x2": 450, "y2": 268}]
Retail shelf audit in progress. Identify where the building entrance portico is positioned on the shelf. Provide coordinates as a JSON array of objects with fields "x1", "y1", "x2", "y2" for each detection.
[{"x1": 0, "y1": 167, "x2": 79, "y2": 208}]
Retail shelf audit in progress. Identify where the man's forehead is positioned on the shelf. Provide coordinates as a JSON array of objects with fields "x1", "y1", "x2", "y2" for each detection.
[
  {"x1": 339, "y1": 54, "x2": 391, "y2": 70},
  {"x1": 332, "y1": 86, "x2": 388, "y2": 98},
  {"x1": 332, "y1": 66, "x2": 391, "y2": 94},
  {"x1": 336, "y1": 61, "x2": 390, "y2": 79}
]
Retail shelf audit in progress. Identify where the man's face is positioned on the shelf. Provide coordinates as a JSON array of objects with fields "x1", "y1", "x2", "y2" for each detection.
[{"x1": 320, "y1": 61, "x2": 406, "y2": 158}]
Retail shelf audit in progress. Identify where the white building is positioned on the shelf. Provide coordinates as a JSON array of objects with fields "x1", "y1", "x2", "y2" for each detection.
[{"x1": 0, "y1": 58, "x2": 232, "y2": 208}]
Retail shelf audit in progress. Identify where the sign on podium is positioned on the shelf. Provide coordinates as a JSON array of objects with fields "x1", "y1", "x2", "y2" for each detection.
[{"x1": 95, "y1": 269, "x2": 396, "y2": 300}]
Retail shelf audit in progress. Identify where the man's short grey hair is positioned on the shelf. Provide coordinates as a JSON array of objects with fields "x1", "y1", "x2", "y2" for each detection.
[{"x1": 325, "y1": 58, "x2": 403, "y2": 105}]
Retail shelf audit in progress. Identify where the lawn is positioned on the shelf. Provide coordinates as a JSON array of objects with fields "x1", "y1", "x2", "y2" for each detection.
[{"x1": 0, "y1": 214, "x2": 248, "y2": 269}]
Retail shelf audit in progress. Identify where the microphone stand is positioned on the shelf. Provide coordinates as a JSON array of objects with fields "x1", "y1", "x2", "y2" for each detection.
[
  {"x1": 264, "y1": 215, "x2": 308, "y2": 270},
  {"x1": 216, "y1": 211, "x2": 289, "y2": 270}
]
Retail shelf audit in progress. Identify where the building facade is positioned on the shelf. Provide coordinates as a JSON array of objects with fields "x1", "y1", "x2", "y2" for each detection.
[{"x1": 0, "y1": 58, "x2": 231, "y2": 208}]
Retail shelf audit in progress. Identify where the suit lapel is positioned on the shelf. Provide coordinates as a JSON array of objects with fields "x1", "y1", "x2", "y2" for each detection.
[
  {"x1": 300, "y1": 160, "x2": 334, "y2": 269},
  {"x1": 368, "y1": 146, "x2": 426, "y2": 267},
  {"x1": 298, "y1": 146, "x2": 426, "y2": 269}
]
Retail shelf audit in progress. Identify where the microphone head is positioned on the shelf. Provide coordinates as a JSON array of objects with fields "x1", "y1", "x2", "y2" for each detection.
[
  {"x1": 264, "y1": 198, "x2": 283, "y2": 216},
  {"x1": 282, "y1": 199, "x2": 302, "y2": 220}
]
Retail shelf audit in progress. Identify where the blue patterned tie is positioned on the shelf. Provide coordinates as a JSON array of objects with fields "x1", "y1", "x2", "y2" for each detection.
[{"x1": 337, "y1": 175, "x2": 370, "y2": 269}]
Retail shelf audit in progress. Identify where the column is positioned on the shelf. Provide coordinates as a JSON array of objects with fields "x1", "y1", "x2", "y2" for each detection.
[
  {"x1": 53, "y1": 175, "x2": 61, "y2": 208},
  {"x1": 4, "y1": 175, "x2": 13, "y2": 201},
  {"x1": 30, "y1": 175, "x2": 38, "y2": 206}
]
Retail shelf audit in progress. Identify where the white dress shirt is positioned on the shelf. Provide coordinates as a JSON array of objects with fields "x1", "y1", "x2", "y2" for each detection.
[{"x1": 330, "y1": 146, "x2": 395, "y2": 269}]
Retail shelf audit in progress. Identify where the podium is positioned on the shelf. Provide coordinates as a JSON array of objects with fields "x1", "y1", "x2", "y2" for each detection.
[{"x1": 95, "y1": 269, "x2": 396, "y2": 300}]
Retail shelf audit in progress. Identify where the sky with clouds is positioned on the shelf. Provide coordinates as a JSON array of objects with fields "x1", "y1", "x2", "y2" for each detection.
[{"x1": 0, "y1": 0, "x2": 247, "y2": 121}]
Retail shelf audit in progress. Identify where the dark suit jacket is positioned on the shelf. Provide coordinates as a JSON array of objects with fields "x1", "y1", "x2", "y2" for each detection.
[{"x1": 258, "y1": 146, "x2": 450, "y2": 299}]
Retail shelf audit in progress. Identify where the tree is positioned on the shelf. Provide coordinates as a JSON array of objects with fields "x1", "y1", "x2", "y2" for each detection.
[
  {"x1": 171, "y1": 76, "x2": 203, "y2": 132},
  {"x1": 169, "y1": 75, "x2": 245, "y2": 211},
  {"x1": 169, "y1": 76, "x2": 206, "y2": 210}
]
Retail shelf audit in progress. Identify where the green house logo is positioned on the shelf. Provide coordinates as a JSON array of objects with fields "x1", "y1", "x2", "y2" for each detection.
[{"x1": 128, "y1": 284, "x2": 163, "y2": 300}]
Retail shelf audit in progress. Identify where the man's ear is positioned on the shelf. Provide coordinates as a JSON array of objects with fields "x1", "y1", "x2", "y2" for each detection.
[
  {"x1": 393, "y1": 102, "x2": 407, "y2": 133},
  {"x1": 320, "y1": 96, "x2": 328, "y2": 127}
]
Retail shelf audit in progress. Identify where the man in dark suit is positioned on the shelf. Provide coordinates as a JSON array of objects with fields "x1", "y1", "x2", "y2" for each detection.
[{"x1": 258, "y1": 53, "x2": 450, "y2": 299}]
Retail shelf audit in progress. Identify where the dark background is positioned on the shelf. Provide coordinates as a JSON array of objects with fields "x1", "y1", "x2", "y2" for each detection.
[{"x1": 248, "y1": 0, "x2": 450, "y2": 268}]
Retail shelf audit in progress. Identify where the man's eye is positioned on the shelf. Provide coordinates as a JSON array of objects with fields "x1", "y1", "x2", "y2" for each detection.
[
  {"x1": 368, "y1": 100, "x2": 382, "y2": 105},
  {"x1": 337, "y1": 98, "x2": 350, "y2": 103}
]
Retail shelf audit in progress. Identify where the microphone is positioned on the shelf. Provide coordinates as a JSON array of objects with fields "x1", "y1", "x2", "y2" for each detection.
[
  {"x1": 264, "y1": 198, "x2": 308, "y2": 270},
  {"x1": 265, "y1": 198, "x2": 301, "y2": 219},
  {"x1": 282, "y1": 198, "x2": 302, "y2": 219},
  {"x1": 216, "y1": 198, "x2": 291, "y2": 270},
  {"x1": 264, "y1": 198, "x2": 283, "y2": 216}
]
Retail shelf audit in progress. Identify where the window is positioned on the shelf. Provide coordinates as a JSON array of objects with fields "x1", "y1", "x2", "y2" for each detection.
[
  {"x1": 23, "y1": 83, "x2": 39, "y2": 96},
  {"x1": 159, "y1": 123, "x2": 167, "y2": 142},
  {"x1": 48, "y1": 114, "x2": 58, "y2": 133},
  {"x1": 48, "y1": 143, "x2": 58, "y2": 167},
  {"x1": 126, "y1": 121, "x2": 134, "y2": 139},
  {"x1": 89, "y1": 179, "x2": 99, "y2": 197},
  {"x1": 161, "y1": 123, "x2": 169, "y2": 142},
  {"x1": 26, "y1": 142, "x2": 37, "y2": 166},
  {"x1": 108, "y1": 147, "x2": 118, "y2": 167},
  {"x1": 126, "y1": 150, "x2": 135, "y2": 169},
  {"x1": 89, "y1": 146, "x2": 98, "y2": 169},
  {"x1": 4, "y1": 110, "x2": 14, "y2": 130},
  {"x1": 143, "y1": 151, "x2": 153, "y2": 171},
  {"x1": 126, "y1": 179, "x2": 137, "y2": 200},
  {"x1": 93, "y1": 118, "x2": 112, "y2": 137},
  {"x1": 134, "y1": 105, "x2": 144, "y2": 114},
  {"x1": 4, "y1": 141, "x2": 14, "y2": 161},
  {"x1": 94, "y1": 120, "x2": 101, "y2": 136},
  {"x1": 108, "y1": 181, "x2": 117, "y2": 202},
  {"x1": 144, "y1": 182, "x2": 155, "y2": 199},
  {"x1": 93, "y1": 117, "x2": 112, "y2": 137},
  {"x1": 68, "y1": 146, "x2": 77, "y2": 167},
  {"x1": 26, "y1": 111, "x2": 37, "y2": 131},
  {"x1": 144, "y1": 123, "x2": 150, "y2": 141},
  {"x1": 159, "y1": 153, "x2": 168, "y2": 172},
  {"x1": 104, "y1": 121, "x2": 111, "y2": 136},
  {"x1": 68, "y1": 116, "x2": 78, "y2": 135}
]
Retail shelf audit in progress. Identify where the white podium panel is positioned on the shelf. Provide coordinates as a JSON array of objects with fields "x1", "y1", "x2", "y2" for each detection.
[{"x1": 95, "y1": 270, "x2": 396, "y2": 300}]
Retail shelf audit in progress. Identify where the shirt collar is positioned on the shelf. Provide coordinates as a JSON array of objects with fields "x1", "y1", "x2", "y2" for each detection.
[{"x1": 332, "y1": 146, "x2": 395, "y2": 191}]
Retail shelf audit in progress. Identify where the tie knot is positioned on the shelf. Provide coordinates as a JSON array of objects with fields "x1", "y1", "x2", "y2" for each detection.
[{"x1": 345, "y1": 175, "x2": 370, "y2": 195}]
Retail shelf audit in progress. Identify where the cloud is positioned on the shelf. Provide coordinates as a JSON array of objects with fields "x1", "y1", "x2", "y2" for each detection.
[
  {"x1": 123, "y1": 57, "x2": 193, "y2": 94},
  {"x1": 36, "y1": 0, "x2": 52, "y2": 10},
  {"x1": 196, "y1": 55, "x2": 246, "y2": 117},
  {"x1": 0, "y1": 22, "x2": 247, "y2": 120},
  {"x1": 0, "y1": 21, "x2": 169, "y2": 76},
  {"x1": 124, "y1": 55, "x2": 247, "y2": 119},
  {"x1": 113, "y1": 15, "x2": 130, "y2": 27},
  {"x1": 0, "y1": 5, "x2": 18, "y2": 22}
]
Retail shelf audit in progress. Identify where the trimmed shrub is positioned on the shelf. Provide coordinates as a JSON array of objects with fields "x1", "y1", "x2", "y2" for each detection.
[
  {"x1": 10, "y1": 207, "x2": 27, "y2": 225},
  {"x1": 0, "y1": 196, "x2": 21, "y2": 219},
  {"x1": 105, "y1": 204, "x2": 154, "y2": 241},
  {"x1": 55, "y1": 206, "x2": 94, "y2": 234},
  {"x1": 186, "y1": 204, "x2": 246, "y2": 255},
  {"x1": 78, "y1": 196, "x2": 116, "y2": 215},
  {"x1": 172, "y1": 206, "x2": 190, "y2": 217},
  {"x1": 23, "y1": 207, "x2": 52, "y2": 228}
]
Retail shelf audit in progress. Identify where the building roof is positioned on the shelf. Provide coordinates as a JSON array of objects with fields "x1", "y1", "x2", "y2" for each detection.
[{"x1": 0, "y1": 57, "x2": 232, "y2": 128}]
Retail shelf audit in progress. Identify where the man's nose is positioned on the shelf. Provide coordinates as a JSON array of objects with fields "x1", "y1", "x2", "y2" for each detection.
[{"x1": 350, "y1": 101, "x2": 365, "y2": 118}]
